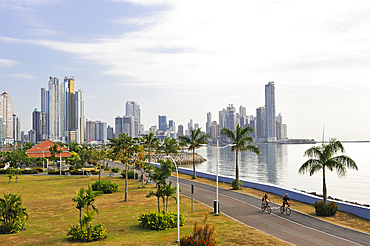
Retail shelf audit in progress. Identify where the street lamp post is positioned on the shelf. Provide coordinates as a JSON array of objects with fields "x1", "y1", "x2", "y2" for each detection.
[
  {"x1": 59, "y1": 148, "x2": 63, "y2": 177},
  {"x1": 202, "y1": 140, "x2": 235, "y2": 216},
  {"x1": 35, "y1": 146, "x2": 50, "y2": 171},
  {"x1": 164, "y1": 155, "x2": 180, "y2": 243}
]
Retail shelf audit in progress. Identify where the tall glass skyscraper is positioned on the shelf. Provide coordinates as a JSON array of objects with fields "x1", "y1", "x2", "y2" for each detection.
[
  {"x1": 40, "y1": 76, "x2": 84, "y2": 143},
  {"x1": 265, "y1": 81, "x2": 276, "y2": 142},
  {"x1": 126, "y1": 101, "x2": 141, "y2": 135}
]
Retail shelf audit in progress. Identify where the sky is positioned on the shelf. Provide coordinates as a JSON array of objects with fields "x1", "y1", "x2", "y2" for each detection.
[{"x1": 1, "y1": 0, "x2": 370, "y2": 141}]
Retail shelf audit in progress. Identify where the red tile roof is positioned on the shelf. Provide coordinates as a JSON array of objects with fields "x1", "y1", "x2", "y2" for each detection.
[{"x1": 26, "y1": 140, "x2": 71, "y2": 158}]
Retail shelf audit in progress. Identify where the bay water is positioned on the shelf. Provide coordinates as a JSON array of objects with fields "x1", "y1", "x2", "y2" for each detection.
[{"x1": 181, "y1": 142, "x2": 369, "y2": 205}]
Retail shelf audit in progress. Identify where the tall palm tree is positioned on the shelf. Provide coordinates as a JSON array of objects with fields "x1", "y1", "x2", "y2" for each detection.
[
  {"x1": 179, "y1": 128, "x2": 209, "y2": 179},
  {"x1": 141, "y1": 132, "x2": 160, "y2": 163},
  {"x1": 156, "y1": 137, "x2": 180, "y2": 155},
  {"x1": 299, "y1": 138, "x2": 358, "y2": 205},
  {"x1": 108, "y1": 134, "x2": 141, "y2": 202},
  {"x1": 220, "y1": 124, "x2": 260, "y2": 189}
]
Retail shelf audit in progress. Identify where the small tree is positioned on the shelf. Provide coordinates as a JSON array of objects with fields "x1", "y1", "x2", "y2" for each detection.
[
  {"x1": 133, "y1": 152, "x2": 153, "y2": 188},
  {"x1": 71, "y1": 184, "x2": 99, "y2": 229},
  {"x1": 147, "y1": 159, "x2": 174, "y2": 212},
  {"x1": 156, "y1": 137, "x2": 180, "y2": 155}
]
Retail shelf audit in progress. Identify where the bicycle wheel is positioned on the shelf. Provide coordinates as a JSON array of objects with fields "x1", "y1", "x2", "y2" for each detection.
[
  {"x1": 261, "y1": 203, "x2": 264, "y2": 211},
  {"x1": 286, "y1": 207, "x2": 291, "y2": 216},
  {"x1": 267, "y1": 205, "x2": 271, "y2": 214},
  {"x1": 280, "y1": 206, "x2": 284, "y2": 214}
]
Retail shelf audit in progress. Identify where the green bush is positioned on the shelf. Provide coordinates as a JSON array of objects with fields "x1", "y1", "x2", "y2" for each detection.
[
  {"x1": 21, "y1": 169, "x2": 39, "y2": 174},
  {"x1": 138, "y1": 211, "x2": 185, "y2": 231},
  {"x1": 121, "y1": 170, "x2": 138, "y2": 179},
  {"x1": 313, "y1": 201, "x2": 338, "y2": 216},
  {"x1": 91, "y1": 180, "x2": 119, "y2": 194},
  {"x1": 110, "y1": 167, "x2": 120, "y2": 173},
  {"x1": 231, "y1": 180, "x2": 243, "y2": 190},
  {"x1": 67, "y1": 223, "x2": 106, "y2": 241},
  {"x1": 0, "y1": 222, "x2": 29, "y2": 234},
  {"x1": 48, "y1": 170, "x2": 98, "y2": 175}
]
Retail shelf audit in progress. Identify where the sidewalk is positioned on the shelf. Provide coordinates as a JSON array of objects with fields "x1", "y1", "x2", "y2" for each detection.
[{"x1": 170, "y1": 177, "x2": 370, "y2": 246}]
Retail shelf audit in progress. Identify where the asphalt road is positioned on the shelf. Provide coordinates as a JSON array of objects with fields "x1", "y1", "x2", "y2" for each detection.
[{"x1": 170, "y1": 176, "x2": 370, "y2": 246}]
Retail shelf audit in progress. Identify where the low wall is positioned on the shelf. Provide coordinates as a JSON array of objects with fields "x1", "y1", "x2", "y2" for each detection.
[{"x1": 160, "y1": 164, "x2": 370, "y2": 220}]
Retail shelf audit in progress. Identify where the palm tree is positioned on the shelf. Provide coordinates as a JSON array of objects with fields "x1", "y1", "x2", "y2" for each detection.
[
  {"x1": 72, "y1": 185, "x2": 99, "y2": 229},
  {"x1": 141, "y1": 132, "x2": 160, "y2": 163},
  {"x1": 220, "y1": 124, "x2": 260, "y2": 189},
  {"x1": 179, "y1": 128, "x2": 209, "y2": 179},
  {"x1": 0, "y1": 192, "x2": 28, "y2": 233},
  {"x1": 156, "y1": 137, "x2": 180, "y2": 155},
  {"x1": 299, "y1": 138, "x2": 358, "y2": 205}
]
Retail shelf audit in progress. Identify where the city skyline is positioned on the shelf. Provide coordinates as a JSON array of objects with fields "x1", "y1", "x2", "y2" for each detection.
[{"x1": 2, "y1": 1, "x2": 370, "y2": 141}]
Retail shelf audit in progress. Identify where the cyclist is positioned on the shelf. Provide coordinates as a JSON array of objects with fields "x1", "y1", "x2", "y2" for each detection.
[
  {"x1": 262, "y1": 194, "x2": 271, "y2": 211},
  {"x1": 282, "y1": 193, "x2": 291, "y2": 213}
]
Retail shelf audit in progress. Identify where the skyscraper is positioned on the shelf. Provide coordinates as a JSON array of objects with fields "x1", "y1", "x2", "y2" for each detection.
[
  {"x1": 265, "y1": 81, "x2": 276, "y2": 142},
  {"x1": 206, "y1": 112, "x2": 212, "y2": 136},
  {"x1": 0, "y1": 92, "x2": 14, "y2": 142},
  {"x1": 126, "y1": 101, "x2": 141, "y2": 135},
  {"x1": 40, "y1": 76, "x2": 85, "y2": 143},
  {"x1": 32, "y1": 108, "x2": 46, "y2": 143},
  {"x1": 256, "y1": 107, "x2": 265, "y2": 140},
  {"x1": 226, "y1": 104, "x2": 236, "y2": 131},
  {"x1": 158, "y1": 115, "x2": 167, "y2": 131},
  {"x1": 13, "y1": 114, "x2": 21, "y2": 143},
  {"x1": 115, "y1": 116, "x2": 123, "y2": 137}
]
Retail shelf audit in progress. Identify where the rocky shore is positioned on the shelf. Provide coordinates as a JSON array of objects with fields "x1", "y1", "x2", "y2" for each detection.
[
  {"x1": 294, "y1": 189, "x2": 369, "y2": 207},
  {"x1": 148, "y1": 153, "x2": 207, "y2": 165}
]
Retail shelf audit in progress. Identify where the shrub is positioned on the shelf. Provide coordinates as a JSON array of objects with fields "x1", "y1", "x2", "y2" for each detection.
[
  {"x1": 21, "y1": 169, "x2": 39, "y2": 174},
  {"x1": 111, "y1": 167, "x2": 120, "y2": 173},
  {"x1": 0, "y1": 193, "x2": 29, "y2": 234},
  {"x1": 138, "y1": 211, "x2": 185, "y2": 230},
  {"x1": 67, "y1": 223, "x2": 106, "y2": 241},
  {"x1": 313, "y1": 201, "x2": 338, "y2": 216},
  {"x1": 91, "y1": 180, "x2": 119, "y2": 194},
  {"x1": 180, "y1": 213, "x2": 216, "y2": 246},
  {"x1": 231, "y1": 180, "x2": 243, "y2": 190},
  {"x1": 121, "y1": 170, "x2": 138, "y2": 179}
]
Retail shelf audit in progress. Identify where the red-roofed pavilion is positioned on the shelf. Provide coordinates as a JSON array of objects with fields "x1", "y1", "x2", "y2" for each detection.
[{"x1": 26, "y1": 140, "x2": 71, "y2": 158}]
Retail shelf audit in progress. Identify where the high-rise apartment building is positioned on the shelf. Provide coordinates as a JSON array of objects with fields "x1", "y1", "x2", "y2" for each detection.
[
  {"x1": 13, "y1": 114, "x2": 21, "y2": 143},
  {"x1": 177, "y1": 124, "x2": 184, "y2": 138},
  {"x1": 226, "y1": 104, "x2": 236, "y2": 131},
  {"x1": 265, "y1": 81, "x2": 276, "y2": 142},
  {"x1": 115, "y1": 116, "x2": 123, "y2": 137},
  {"x1": 188, "y1": 119, "x2": 193, "y2": 130},
  {"x1": 206, "y1": 112, "x2": 212, "y2": 136},
  {"x1": 158, "y1": 115, "x2": 167, "y2": 131},
  {"x1": 126, "y1": 101, "x2": 141, "y2": 135},
  {"x1": 256, "y1": 107, "x2": 265, "y2": 140},
  {"x1": 0, "y1": 92, "x2": 14, "y2": 143},
  {"x1": 107, "y1": 125, "x2": 114, "y2": 139},
  {"x1": 32, "y1": 108, "x2": 47, "y2": 143},
  {"x1": 40, "y1": 76, "x2": 84, "y2": 143}
]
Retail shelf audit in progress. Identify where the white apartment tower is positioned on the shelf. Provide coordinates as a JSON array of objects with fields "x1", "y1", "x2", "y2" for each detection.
[
  {"x1": 0, "y1": 92, "x2": 14, "y2": 143},
  {"x1": 265, "y1": 81, "x2": 276, "y2": 142}
]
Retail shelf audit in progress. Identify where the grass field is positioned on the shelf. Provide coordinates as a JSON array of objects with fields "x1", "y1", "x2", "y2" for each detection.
[{"x1": 0, "y1": 174, "x2": 289, "y2": 246}]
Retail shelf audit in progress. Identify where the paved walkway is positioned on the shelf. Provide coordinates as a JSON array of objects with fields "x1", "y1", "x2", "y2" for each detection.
[{"x1": 170, "y1": 176, "x2": 370, "y2": 246}]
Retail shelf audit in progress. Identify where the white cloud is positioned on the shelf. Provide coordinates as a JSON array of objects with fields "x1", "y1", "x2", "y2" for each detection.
[
  {"x1": 0, "y1": 59, "x2": 18, "y2": 66},
  {"x1": 6, "y1": 73, "x2": 35, "y2": 79}
]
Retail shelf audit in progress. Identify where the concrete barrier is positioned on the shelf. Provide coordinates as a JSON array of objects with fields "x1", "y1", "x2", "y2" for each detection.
[{"x1": 154, "y1": 163, "x2": 370, "y2": 220}]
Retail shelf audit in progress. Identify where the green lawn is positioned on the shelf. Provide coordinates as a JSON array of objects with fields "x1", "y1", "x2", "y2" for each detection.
[{"x1": 0, "y1": 174, "x2": 288, "y2": 245}]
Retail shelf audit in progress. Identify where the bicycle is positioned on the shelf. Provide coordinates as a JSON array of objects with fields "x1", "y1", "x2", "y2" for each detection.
[
  {"x1": 261, "y1": 202, "x2": 271, "y2": 214},
  {"x1": 280, "y1": 205, "x2": 291, "y2": 216}
]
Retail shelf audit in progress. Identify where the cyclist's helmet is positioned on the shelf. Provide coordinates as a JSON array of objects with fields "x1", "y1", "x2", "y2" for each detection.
[{"x1": 285, "y1": 193, "x2": 288, "y2": 197}]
